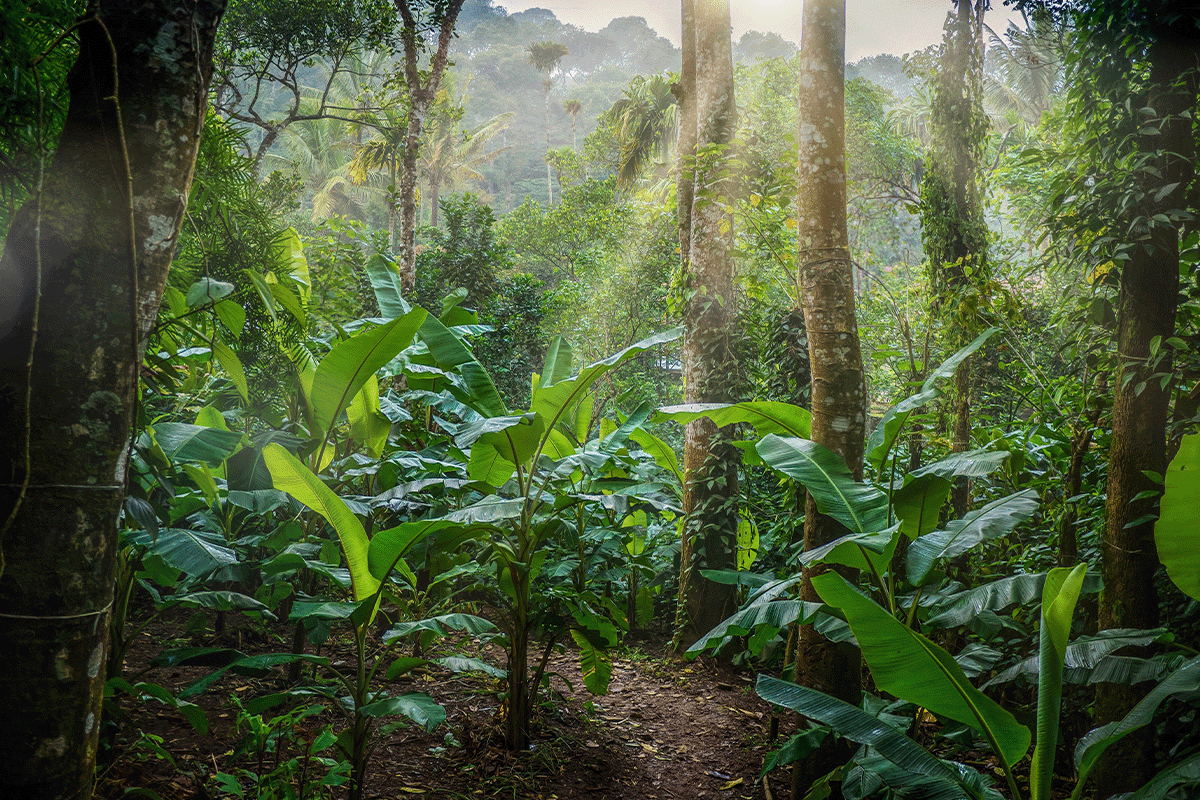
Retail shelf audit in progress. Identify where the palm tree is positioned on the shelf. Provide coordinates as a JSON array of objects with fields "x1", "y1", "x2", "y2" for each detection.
[
  {"x1": 419, "y1": 89, "x2": 512, "y2": 227},
  {"x1": 983, "y1": 12, "x2": 1063, "y2": 134},
  {"x1": 267, "y1": 110, "x2": 379, "y2": 222},
  {"x1": 605, "y1": 74, "x2": 679, "y2": 187},
  {"x1": 346, "y1": 105, "x2": 408, "y2": 246},
  {"x1": 525, "y1": 40, "x2": 569, "y2": 204},
  {"x1": 563, "y1": 98, "x2": 582, "y2": 151}
]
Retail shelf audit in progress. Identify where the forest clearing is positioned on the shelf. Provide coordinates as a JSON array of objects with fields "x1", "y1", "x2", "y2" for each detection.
[{"x1": 1, "y1": 1, "x2": 1199, "y2": 799}]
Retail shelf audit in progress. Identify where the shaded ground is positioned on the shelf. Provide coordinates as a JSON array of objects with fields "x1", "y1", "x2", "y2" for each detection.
[{"x1": 98, "y1": 614, "x2": 787, "y2": 799}]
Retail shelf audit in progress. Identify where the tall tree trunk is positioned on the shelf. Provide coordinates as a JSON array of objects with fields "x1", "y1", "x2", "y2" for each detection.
[
  {"x1": 430, "y1": 179, "x2": 441, "y2": 229},
  {"x1": 543, "y1": 81, "x2": 554, "y2": 205},
  {"x1": 1094, "y1": 21, "x2": 1198, "y2": 794},
  {"x1": 674, "y1": 0, "x2": 739, "y2": 651},
  {"x1": 791, "y1": 1, "x2": 866, "y2": 795},
  {"x1": 921, "y1": 0, "x2": 989, "y2": 518},
  {"x1": 395, "y1": 0, "x2": 464, "y2": 294},
  {"x1": 0, "y1": 3, "x2": 224, "y2": 798}
]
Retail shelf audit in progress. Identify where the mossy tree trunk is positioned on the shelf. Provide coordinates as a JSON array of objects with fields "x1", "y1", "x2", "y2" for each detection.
[
  {"x1": 0, "y1": 2, "x2": 225, "y2": 798},
  {"x1": 791, "y1": 1, "x2": 866, "y2": 795},
  {"x1": 920, "y1": 0, "x2": 990, "y2": 519}
]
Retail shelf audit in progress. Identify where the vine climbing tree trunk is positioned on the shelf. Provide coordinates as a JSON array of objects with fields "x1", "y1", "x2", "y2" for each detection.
[
  {"x1": 674, "y1": 0, "x2": 740, "y2": 650},
  {"x1": 0, "y1": 2, "x2": 225, "y2": 798},
  {"x1": 1094, "y1": 16, "x2": 1199, "y2": 794},
  {"x1": 792, "y1": 0, "x2": 866, "y2": 795},
  {"x1": 920, "y1": 0, "x2": 990, "y2": 519}
]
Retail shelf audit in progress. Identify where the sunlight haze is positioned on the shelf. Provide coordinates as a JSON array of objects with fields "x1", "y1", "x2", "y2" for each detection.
[{"x1": 496, "y1": 0, "x2": 1023, "y2": 61}]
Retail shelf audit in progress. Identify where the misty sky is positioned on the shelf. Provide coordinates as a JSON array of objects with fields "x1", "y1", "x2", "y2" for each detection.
[{"x1": 495, "y1": 1, "x2": 1023, "y2": 62}]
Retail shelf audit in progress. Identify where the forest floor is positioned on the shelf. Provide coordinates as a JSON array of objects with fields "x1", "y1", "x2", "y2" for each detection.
[{"x1": 98, "y1": 611, "x2": 786, "y2": 800}]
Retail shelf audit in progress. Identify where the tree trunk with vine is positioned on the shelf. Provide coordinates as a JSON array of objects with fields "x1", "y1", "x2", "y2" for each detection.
[
  {"x1": 920, "y1": 0, "x2": 990, "y2": 518},
  {"x1": 0, "y1": 3, "x2": 225, "y2": 797},
  {"x1": 1094, "y1": 18, "x2": 1198, "y2": 793}
]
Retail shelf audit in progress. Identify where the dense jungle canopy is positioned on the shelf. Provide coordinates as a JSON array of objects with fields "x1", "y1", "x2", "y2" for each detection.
[{"x1": 1, "y1": 2, "x2": 1199, "y2": 800}]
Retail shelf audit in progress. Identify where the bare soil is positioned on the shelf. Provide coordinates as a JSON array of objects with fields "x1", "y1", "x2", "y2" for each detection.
[{"x1": 97, "y1": 613, "x2": 787, "y2": 800}]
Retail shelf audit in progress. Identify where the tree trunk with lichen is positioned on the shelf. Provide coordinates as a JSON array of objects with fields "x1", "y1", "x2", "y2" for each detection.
[
  {"x1": 792, "y1": 0, "x2": 865, "y2": 795},
  {"x1": 674, "y1": 0, "x2": 740, "y2": 651},
  {"x1": 0, "y1": 2, "x2": 224, "y2": 798},
  {"x1": 1094, "y1": 20, "x2": 1198, "y2": 793}
]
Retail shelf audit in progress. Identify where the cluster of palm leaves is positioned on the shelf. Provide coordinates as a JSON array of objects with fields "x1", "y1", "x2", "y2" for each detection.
[{"x1": 264, "y1": 50, "x2": 510, "y2": 228}]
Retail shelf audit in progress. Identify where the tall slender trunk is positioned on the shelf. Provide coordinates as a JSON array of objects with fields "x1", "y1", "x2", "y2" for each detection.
[
  {"x1": 674, "y1": 0, "x2": 739, "y2": 650},
  {"x1": 1094, "y1": 23, "x2": 1198, "y2": 794},
  {"x1": 543, "y1": 81, "x2": 554, "y2": 205},
  {"x1": 792, "y1": 0, "x2": 865, "y2": 795},
  {"x1": 0, "y1": 3, "x2": 224, "y2": 797},
  {"x1": 394, "y1": 0, "x2": 464, "y2": 295}
]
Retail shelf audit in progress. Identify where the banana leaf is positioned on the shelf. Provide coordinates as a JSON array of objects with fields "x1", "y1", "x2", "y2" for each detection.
[
  {"x1": 1072, "y1": 655, "x2": 1200, "y2": 799},
  {"x1": 1032, "y1": 563, "x2": 1087, "y2": 800},
  {"x1": 756, "y1": 435, "x2": 889, "y2": 534},
  {"x1": 907, "y1": 489, "x2": 1038, "y2": 586},
  {"x1": 311, "y1": 309, "x2": 427, "y2": 436},
  {"x1": 1155, "y1": 433, "x2": 1200, "y2": 601},
  {"x1": 813, "y1": 572, "x2": 1031, "y2": 768},
  {"x1": 655, "y1": 400, "x2": 812, "y2": 439},
  {"x1": 893, "y1": 474, "x2": 953, "y2": 539},
  {"x1": 264, "y1": 443, "x2": 377, "y2": 601},
  {"x1": 361, "y1": 252, "x2": 410, "y2": 319},
  {"x1": 756, "y1": 675, "x2": 976, "y2": 794},
  {"x1": 987, "y1": 628, "x2": 1171, "y2": 687},
  {"x1": 416, "y1": 313, "x2": 507, "y2": 418},
  {"x1": 149, "y1": 422, "x2": 243, "y2": 465},
  {"x1": 1126, "y1": 749, "x2": 1200, "y2": 800},
  {"x1": 910, "y1": 449, "x2": 1011, "y2": 480}
]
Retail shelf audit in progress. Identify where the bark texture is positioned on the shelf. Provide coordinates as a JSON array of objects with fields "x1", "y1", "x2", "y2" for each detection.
[
  {"x1": 1094, "y1": 21, "x2": 1199, "y2": 793},
  {"x1": 0, "y1": 2, "x2": 224, "y2": 797},
  {"x1": 675, "y1": 0, "x2": 740, "y2": 650},
  {"x1": 395, "y1": 0, "x2": 464, "y2": 293},
  {"x1": 793, "y1": 0, "x2": 865, "y2": 794}
]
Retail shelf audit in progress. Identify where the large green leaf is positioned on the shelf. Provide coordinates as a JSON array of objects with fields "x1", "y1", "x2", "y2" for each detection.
[
  {"x1": 865, "y1": 328, "x2": 1000, "y2": 475},
  {"x1": 539, "y1": 335, "x2": 573, "y2": 387},
  {"x1": 813, "y1": 572, "x2": 1031, "y2": 768},
  {"x1": 1072, "y1": 655, "x2": 1200, "y2": 799},
  {"x1": 893, "y1": 474, "x2": 953, "y2": 540},
  {"x1": 1032, "y1": 564, "x2": 1087, "y2": 800},
  {"x1": 1155, "y1": 433, "x2": 1200, "y2": 601},
  {"x1": 911, "y1": 449, "x2": 1011, "y2": 480},
  {"x1": 988, "y1": 628, "x2": 1171, "y2": 687},
  {"x1": 149, "y1": 528, "x2": 238, "y2": 578},
  {"x1": 907, "y1": 490, "x2": 1039, "y2": 586},
  {"x1": 458, "y1": 414, "x2": 545, "y2": 486},
  {"x1": 628, "y1": 427, "x2": 684, "y2": 486},
  {"x1": 756, "y1": 675, "x2": 975, "y2": 794},
  {"x1": 417, "y1": 314, "x2": 507, "y2": 418},
  {"x1": 367, "y1": 519, "x2": 461, "y2": 581},
  {"x1": 311, "y1": 309, "x2": 427, "y2": 436},
  {"x1": 570, "y1": 629, "x2": 613, "y2": 696},
  {"x1": 926, "y1": 572, "x2": 1055, "y2": 628},
  {"x1": 263, "y1": 443, "x2": 378, "y2": 601},
  {"x1": 798, "y1": 525, "x2": 903, "y2": 576},
  {"x1": 359, "y1": 692, "x2": 445, "y2": 732},
  {"x1": 1126, "y1": 750, "x2": 1200, "y2": 800},
  {"x1": 655, "y1": 401, "x2": 812, "y2": 439},
  {"x1": 756, "y1": 435, "x2": 889, "y2": 533},
  {"x1": 362, "y1": 252, "x2": 410, "y2": 319},
  {"x1": 531, "y1": 328, "x2": 683, "y2": 451},
  {"x1": 150, "y1": 423, "x2": 243, "y2": 465}
]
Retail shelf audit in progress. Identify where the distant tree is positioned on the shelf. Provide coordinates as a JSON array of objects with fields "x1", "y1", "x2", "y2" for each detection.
[
  {"x1": 563, "y1": 98, "x2": 583, "y2": 152},
  {"x1": 419, "y1": 99, "x2": 511, "y2": 227},
  {"x1": 526, "y1": 40, "x2": 570, "y2": 205},
  {"x1": 0, "y1": 2, "x2": 224, "y2": 796},
  {"x1": 733, "y1": 30, "x2": 798, "y2": 63},
  {"x1": 212, "y1": 0, "x2": 393, "y2": 163},
  {"x1": 604, "y1": 75, "x2": 679, "y2": 187},
  {"x1": 394, "y1": 0, "x2": 467, "y2": 293}
]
